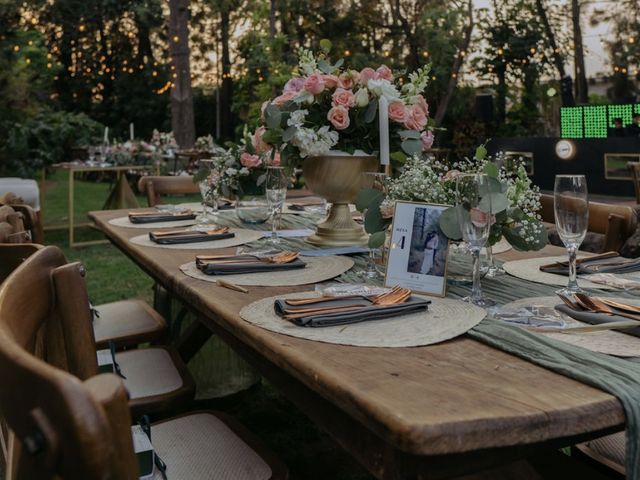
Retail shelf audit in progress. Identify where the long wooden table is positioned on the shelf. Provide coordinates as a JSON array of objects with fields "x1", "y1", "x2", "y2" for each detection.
[{"x1": 89, "y1": 209, "x2": 626, "y2": 479}]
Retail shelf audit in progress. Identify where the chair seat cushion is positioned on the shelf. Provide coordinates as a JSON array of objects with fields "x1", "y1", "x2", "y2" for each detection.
[
  {"x1": 151, "y1": 412, "x2": 273, "y2": 480},
  {"x1": 93, "y1": 300, "x2": 166, "y2": 348},
  {"x1": 116, "y1": 347, "x2": 185, "y2": 399},
  {"x1": 0, "y1": 179, "x2": 40, "y2": 211},
  {"x1": 580, "y1": 432, "x2": 625, "y2": 475}
]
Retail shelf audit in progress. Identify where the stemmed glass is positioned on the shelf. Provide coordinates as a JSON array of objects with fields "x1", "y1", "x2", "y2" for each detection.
[
  {"x1": 196, "y1": 159, "x2": 222, "y2": 225},
  {"x1": 456, "y1": 173, "x2": 495, "y2": 307},
  {"x1": 359, "y1": 172, "x2": 388, "y2": 279},
  {"x1": 554, "y1": 174, "x2": 589, "y2": 295},
  {"x1": 266, "y1": 166, "x2": 288, "y2": 244}
]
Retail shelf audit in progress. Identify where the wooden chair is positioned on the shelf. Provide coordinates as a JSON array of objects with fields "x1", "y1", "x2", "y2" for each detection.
[
  {"x1": 0, "y1": 205, "x2": 28, "y2": 244},
  {"x1": 0, "y1": 246, "x2": 288, "y2": 479},
  {"x1": 629, "y1": 162, "x2": 640, "y2": 204},
  {"x1": 137, "y1": 175, "x2": 200, "y2": 207},
  {"x1": 575, "y1": 433, "x2": 625, "y2": 477},
  {"x1": 0, "y1": 244, "x2": 167, "y2": 350},
  {"x1": 0, "y1": 193, "x2": 43, "y2": 244},
  {"x1": 539, "y1": 194, "x2": 638, "y2": 253}
]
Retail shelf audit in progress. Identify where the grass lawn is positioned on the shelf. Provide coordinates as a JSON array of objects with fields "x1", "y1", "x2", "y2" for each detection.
[{"x1": 30, "y1": 170, "x2": 373, "y2": 480}]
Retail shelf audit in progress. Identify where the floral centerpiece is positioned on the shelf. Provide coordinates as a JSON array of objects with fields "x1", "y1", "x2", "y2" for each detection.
[
  {"x1": 106, "y1": 139, "x2": 159, "y2": 165},
  {"x1": 357, "y1": 146, "x2": 548, "y2": 250},
  {"x1": 150, "y1": 130, "x2": 178, "y2": 155},
  {"x1": 254, "y1": 44, "x2": 434, "y2": 163}
]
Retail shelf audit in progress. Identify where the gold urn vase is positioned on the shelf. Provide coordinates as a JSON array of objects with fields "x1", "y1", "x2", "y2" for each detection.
[{"x1": 303, "y1": 152, "x2": 379, "y2": 246}]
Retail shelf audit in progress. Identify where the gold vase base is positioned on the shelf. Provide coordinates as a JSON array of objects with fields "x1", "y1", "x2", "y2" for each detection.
[{"x1": 305, "y1": 203, "x2": 369, "y2": 247}]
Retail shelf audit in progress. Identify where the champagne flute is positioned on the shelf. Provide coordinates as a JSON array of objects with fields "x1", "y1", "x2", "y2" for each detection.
[
  {"x1": 554, "y1": 175, "x2": 589, "y2": 295},
  {"x1": 456, "y1": 173, "x2": 495, "y2": 307},
  {"x1": 359, "y1": 172, "x2": 388, "y2": 279},
  {"x1": 266, "y1": 166, "x2": 288, "y2": 244}
]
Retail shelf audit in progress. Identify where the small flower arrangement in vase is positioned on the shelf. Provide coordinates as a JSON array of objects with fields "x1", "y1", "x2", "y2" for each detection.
[{"x1": 252, "y1": 40, "x2": 435, "y2": 245}]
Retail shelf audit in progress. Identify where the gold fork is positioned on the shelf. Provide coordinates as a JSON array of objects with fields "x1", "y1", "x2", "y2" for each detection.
[
  {"x1": 153, "y1": 226, "x2": 229, "y2": 237},
  {"x1": 574, "y1": 293, "x2": 640, "y2": 322},
  {"x1": 285, "y1": 285, "x2": 401, "y2": 306},
  {"x1": 196, "y1": 251, "x2": 299, "y2": 264}
]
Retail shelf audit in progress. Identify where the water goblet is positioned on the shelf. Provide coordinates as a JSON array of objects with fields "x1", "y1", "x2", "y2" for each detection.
[{"x1": 266, "y1": 166, "x2": 288, "y2": 244}]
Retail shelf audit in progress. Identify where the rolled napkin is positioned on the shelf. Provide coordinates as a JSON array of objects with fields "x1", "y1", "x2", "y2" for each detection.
[
  {"x1": 129, "y1": 210, "x2": 196, "y2": 224},
  {"x1": 540, "y1": 253, "x2": 640, "y2": 276},
  {"x1": 196, "y1": 257, "x2": 306, "y2": 275},
  {"x1": 555, "y1": 304, "x2": 640, "y2": 337},
  {"x1": 149, "y1": 229, "x2": 234, "y2": 245},
  {"x1": 274, "y1": 295, "x2": 431, "y2": 327}
]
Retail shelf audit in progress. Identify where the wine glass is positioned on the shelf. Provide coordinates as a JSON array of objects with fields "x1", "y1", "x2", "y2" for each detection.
[
  {"x1": 266, "y1": 166, "x2": 288, "y2": 244},
  {"x1": 196, "y1": 159, "x2": 222, "y2": 225},
  {"x1": 554, "y1": 175, "x2": 589, "y2": 295},
  {"x1": 456, "y1": 173, "x2": 495, "y2": 307},
  {"x1": 359, "y1": 172, "x2": 388, "y2": 280}
]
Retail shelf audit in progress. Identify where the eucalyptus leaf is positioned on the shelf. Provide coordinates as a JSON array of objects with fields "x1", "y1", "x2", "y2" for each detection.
[
  {"x1": 398, "y1": 130, "x2": 421, "y2": 139},
  {"x1": 475, "y1": 144, "x2": 488, "y2": 160},
  {"x1": 282, "y1": 126, "x2": 297, "y2": 142},
  {"x1": 262, "y1": 128, "x2": 283, "y2": 144},
  {"x1": 355, "y1": 188, "x2": 384, "y2": 212},
  {"x1": 333, "y1": 58, "x2": 344, "y2": 69},
  {"x1": 482, "y1": 162, "x2": 499, "y2": 178},
  {"x1": 390, "y1": 151, "x2": 407, "y2": 163},
  {"x1": 256, "y1": 173, "x2": 267, "y2": 186},
  {"x1": 318, "y1": 59, "x2": 332, "y2": 74},
  {"x1": 364, "y1": 99, "x2": 378, "y2": 123},
  {"x1": 439, "y1": 206, "x2": 462, "y2": 240},
  {"x1": 478, "y1": 192, "x2": 509, "y2": 214},
  {"x1": 265, "y1": 104, "x2": 282, "y2": 129},
  {"x1": 368, "y1": 231, "x2": 386, "y2": 249},
  {"x1": 364, "y1": 198, "x2": 386, "y2": 234},
  {"x1": 401, "y1": 138, "x2": 422, "y2": 156}
]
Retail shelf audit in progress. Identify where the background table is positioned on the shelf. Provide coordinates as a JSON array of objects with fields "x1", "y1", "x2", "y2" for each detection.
[{"x1": 90, "y1": 208, "x2": 628, "y2": 479}]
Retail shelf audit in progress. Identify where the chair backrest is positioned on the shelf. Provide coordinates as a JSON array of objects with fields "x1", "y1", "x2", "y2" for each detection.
[
  {"x1": 0, "y1": 205, "x2": 27, "y2": 244},
  {"x1": 0, "y1": 246, "x2": 138, "y2": 479},
  {"x1": 0, "y1": 244, "x2": 43, "y2": 284},
  {"x1": 629, "y1": 162, "x2": 640, "y2": 204},
  {"x1": 540, "y1": 194, "x2": 638, "y2": 253},
  {"x1": 137, "y1": 175, "x2": 200, "y2": 207}
]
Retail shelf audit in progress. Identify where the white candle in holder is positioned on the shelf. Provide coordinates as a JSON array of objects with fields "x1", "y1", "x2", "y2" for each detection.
[
  {"x1": 130, "y1": 123, "x2": 134, "y2": 141},
  {"x1": 378, "y1": 96, "x2": 390, "y2": 165}
]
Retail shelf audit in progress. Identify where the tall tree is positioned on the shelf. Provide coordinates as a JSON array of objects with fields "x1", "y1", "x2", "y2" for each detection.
[
  {"x1": 571, "y1": 0, "x2": 588, "y2": 103},
  {"x1": 534, "y1": 0, "x2": 565, "y2": 78},
  {"x1": 168, "y1": 0, "x2": 195, "y2": 148}
]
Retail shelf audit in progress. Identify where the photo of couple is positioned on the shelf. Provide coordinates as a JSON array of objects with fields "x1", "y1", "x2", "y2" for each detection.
[{"x1": 406, "y1": 207, "x2": 448, "y2": 277}]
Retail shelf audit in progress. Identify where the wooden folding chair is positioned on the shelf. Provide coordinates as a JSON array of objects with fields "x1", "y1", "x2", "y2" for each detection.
[
  {"x1": 0, "y1": 246, "x2": 288, "y2": 479},
  {"x1": 629, "y1": 162, "x2": 640, "y2": 204},
  {"x1": 539, "y1": 194, "x2": 637, "y2": 253},
  {"x1": 137, "y1": 175, "x2": 200, "y2": 207}
]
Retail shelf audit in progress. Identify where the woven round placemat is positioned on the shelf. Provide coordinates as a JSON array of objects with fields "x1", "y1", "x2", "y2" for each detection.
[
  {"x1": 239, "y1": 292, "x2": 486, "y2": 347},
  {"x1": 108, "y1": 216, "x2": 197, "y2": 229},
  {"x1": 500, "y1": 296, "x2": 640, "y2": 358},
  {"x1": 180, "y1": 255, "x2": 354, "y2": 286},
  {"x1": 502, "y1": 255, "x2": 617, "y2": 290},
  {"x1": 129, "y1": 229, "x2": 264, "y2": 250},
  {"x1": 482, "y1": 237, "x2": 511, "y2": 255}
]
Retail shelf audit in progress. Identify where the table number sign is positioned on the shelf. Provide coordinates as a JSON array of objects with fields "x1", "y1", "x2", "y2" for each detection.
[{"x1": 384, "y1": 201, "x2": 450, "y2": 297}]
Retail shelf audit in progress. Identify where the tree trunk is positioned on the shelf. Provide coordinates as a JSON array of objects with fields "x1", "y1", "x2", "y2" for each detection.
[
  {"x1": 434, "y1": 0, "x2": 474, "y2": 126},
  {"x1": 535, "y1": 0, "x2": 565, "y2": 78},
  {"x1": 269, "y1": 0, "x2": 277, "y2": 37},
  {"x1": 168, "y1": 0, "x2": 195, "y2": 148},
  {"x1": 496, "y1": 69, "x2": 507, "y2": 124},
  {"x1": 571, "y1": 0, "x2": 588, "y2": 103},
  {"x1": 219, "y1": 7, "x2": 234, "y2": 140}
]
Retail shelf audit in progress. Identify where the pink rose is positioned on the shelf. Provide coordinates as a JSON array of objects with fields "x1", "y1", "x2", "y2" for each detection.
[
  {"x1": 303, "y1": 73, "x2": 326, "y2": 95},
  {"x1": 470, "y1": 208, "x2": 496, "y2": 228},
  {"x1": 359, "y1": 67, "x2": 376, "y2": 85},
  {"x1": 252, "y1": 126, "x2": 270, "y2": 154},
  {"x1": 444, "y1": 169, "x2": 461, "y2": 181},
  {"x1": 284, "y1": 76, "x2": 305, "y2": 93},
  {"x1": 404, "y1": 104, "x2": 428, "y2": 131},
  {"x1": 388, "y1": 101, "x2": 407, "y2": 123},
  {"x1": 327, "y1": 105, "x2": 350, "y2": 130},
  {"x1": 323, "y1": 74, "x2": 339, "y2": 89},
  {"x1": 413, "y1": 95, "x2": 429, "y2": 117},
  {"x1": 421, "y1": 130, "x2": 434, "y2": 151},
  {"x1": 331, "y1": 88, "x2": 355, "y2": 108},
  {"x1": 338, "y1": 71, "x2": 358, "y2": 89},
  {"x1": 240, "y1": 152, "x2": 261, "y2": 168},
  {"x1": 272, "y1": 91, "x2": 297, "y2": 106},
  {"x1": 375, "y1": 65, "x2": 393, "y2": 81}
]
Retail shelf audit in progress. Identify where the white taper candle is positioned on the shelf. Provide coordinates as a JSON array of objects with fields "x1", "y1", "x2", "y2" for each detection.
[
  {"x1": 104, "y1": 126, "x2": 109, "y2": 144},
  {"x1": 378, "y1": 96, "x2": 390, "y2": 165},
  {"x1": 130, "y1": 123, "x2": 134, "y2": 141}
]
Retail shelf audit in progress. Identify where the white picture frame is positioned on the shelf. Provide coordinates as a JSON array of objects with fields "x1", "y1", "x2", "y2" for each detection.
[{"x1": 384, "y1": 201, "x2": 450, "y2": 297}]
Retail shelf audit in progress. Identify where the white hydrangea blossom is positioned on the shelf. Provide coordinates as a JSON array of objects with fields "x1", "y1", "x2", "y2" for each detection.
[
  {"x1": 297, "y1": 48, "x2": 317, "y2": 75},
  {"x1": 287, "y1": 109, "x2": 308, "y2": 128},
  {"x1": 367, "y1": 78, "x2": 401, "y2": 100},
  {"x1": 291, "y1": 126, "x2": 339, "y2": 158}
]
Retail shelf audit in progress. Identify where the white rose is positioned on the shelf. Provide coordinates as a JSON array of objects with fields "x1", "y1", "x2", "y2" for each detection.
[{"x1": 354, "y1": 88, "x2": 369, "y2": 107}]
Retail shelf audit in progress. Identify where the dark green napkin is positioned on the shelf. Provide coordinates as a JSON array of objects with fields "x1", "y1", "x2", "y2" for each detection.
[
  {"x1": 540, "y1": 256, "x2": 640, "y2": 276},
  {"x1": 129, "y1": 212, "x2": 196, "y2": 224},
  {"x1": 196, "y1": 258, "x2": 306, "y2": 275},
  {"x1": 149, "y1": 231, "x2": 234, "y2": 245},
  {"x1": 274, "y1": 296, "x2": 431, "y2": 327},
  {"x1": 555, "y1": 304, "x2": 640, "y2": 337}
]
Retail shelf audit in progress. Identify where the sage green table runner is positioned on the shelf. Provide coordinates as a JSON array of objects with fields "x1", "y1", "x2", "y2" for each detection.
[{"x1": 213, "y1": 210, "x2": 640, "y2": 475}]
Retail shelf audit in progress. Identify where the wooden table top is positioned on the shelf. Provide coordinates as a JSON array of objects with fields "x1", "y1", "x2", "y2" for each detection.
[{"x1": 89, "y1": 209, "x2": 624, "y2": 457}]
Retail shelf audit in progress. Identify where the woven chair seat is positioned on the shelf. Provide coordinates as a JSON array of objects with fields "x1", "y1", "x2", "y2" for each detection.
[
  {"x1": 579, "y1": 432, "x2": 625, "y2": 475},
  {"x1": 151, "y1": 413, "x2": 274, "y2": 480},
  {"x1": 93, "y1": 299, "x2": 166, "y2": 349}
]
